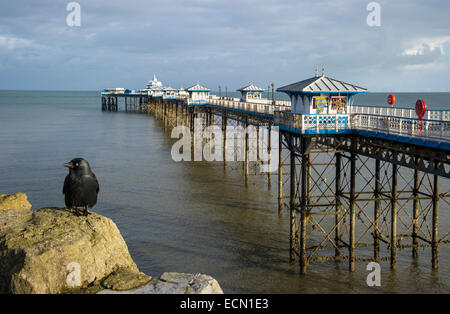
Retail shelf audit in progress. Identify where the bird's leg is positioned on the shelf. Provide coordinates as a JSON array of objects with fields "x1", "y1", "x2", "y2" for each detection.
[
  {"x1": 72, "y1": 207, "x2": 80, "y2": 216},
  {"x1": 84, "y1": 206, "x2": 88, "y2": 216}
]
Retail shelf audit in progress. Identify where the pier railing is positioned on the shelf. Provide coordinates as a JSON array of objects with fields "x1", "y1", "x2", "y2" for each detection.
[
  {"x1": 354, "y1": 114, "x2": 450, "y2": 142},
  {"x1": 207, "y1": 98, "x2": 291, "y2": 115},
  {"x1": 274, "y1": 112, "x2": 351, "y2": 133},
  {"x1": 349, "y1": 105, "x2": 450, "y2": 121},
  {"x1": 274, "y1": 111, "x2": 450, "y2": 143}
]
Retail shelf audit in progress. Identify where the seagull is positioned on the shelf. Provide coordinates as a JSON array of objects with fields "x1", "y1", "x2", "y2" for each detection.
[{"x1": 63, "y1": 158, "x2": 99, "y2": 216}]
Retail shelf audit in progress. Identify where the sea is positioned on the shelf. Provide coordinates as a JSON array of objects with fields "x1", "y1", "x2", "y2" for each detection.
[{"x1": 0, "y1": 90, "x2": 449, "y2": 293}]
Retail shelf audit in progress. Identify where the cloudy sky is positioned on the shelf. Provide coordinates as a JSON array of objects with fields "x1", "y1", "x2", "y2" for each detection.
[{"x1": 0, "y1": 0, "x2": 449, "y2": 91}]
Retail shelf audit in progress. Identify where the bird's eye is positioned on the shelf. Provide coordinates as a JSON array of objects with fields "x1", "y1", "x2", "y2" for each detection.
[{"x1": 75, "y1": 163, "x2": 79, "y2": 167}]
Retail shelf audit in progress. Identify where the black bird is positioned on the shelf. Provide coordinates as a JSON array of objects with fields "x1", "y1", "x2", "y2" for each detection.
[{"x1": 63, "y1": 158, "x2": 99, "y2": 216}]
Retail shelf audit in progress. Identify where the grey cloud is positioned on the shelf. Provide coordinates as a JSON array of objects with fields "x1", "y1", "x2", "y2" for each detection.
[{"x1": 0, "y1": 0, "x2": 449, "y2": 91}]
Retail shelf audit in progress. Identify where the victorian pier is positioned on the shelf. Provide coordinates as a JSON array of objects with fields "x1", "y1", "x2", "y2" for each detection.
[{"x1": 100, "y1": 74, "x2": 450, "y2": 274}]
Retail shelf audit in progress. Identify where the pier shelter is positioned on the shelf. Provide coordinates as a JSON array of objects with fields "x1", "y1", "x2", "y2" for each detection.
[
  {"x1": 237, "y1": 84, "x2": 265, "y2": 103},
  {"x1": 163, "y1": 86, "x2": 177, "y2": 99},
  {"x1": 178, "y1": 88, "x2": 189, "y2": 98},
  {"x1": 187, "y1": 83, "x2": 211, "y2": 104},
  {"x1": 277, "y1": 75, "x2": 367, "y2": 114}
]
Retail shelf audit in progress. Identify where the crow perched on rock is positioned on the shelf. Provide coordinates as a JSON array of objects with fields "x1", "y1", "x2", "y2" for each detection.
[{"x1": 63, "y1": 158, "x2": 99, "y2": 216}]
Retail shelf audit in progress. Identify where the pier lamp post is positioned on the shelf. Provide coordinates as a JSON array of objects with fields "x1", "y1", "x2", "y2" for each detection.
[{"x1": 271, "y1": 82, "x2": 275, "y2": 104}]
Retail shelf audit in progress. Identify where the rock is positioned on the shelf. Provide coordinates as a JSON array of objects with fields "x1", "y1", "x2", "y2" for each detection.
[
  {"x1": 0, "y1": 207, "x2": 139, "y2": 293},
  {"x1": 97, "y1": 272, "x2": 223, "y2": 294},
  {"x1": 0, "y1": 193, "x2": 31, "y2": 211},
  {"x1": 101, "y1": 267, "x2": 152, "y2": 291}
]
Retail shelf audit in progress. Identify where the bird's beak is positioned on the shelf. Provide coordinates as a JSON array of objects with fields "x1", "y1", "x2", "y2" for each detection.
[{"x1": 64, "y1": 162, "x2": 74, "y2": 169}]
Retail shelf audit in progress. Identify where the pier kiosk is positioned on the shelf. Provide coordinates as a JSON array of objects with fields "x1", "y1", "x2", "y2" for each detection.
[
  {"x1": 178, "y1": 88, "x2": 189, "y2": 98},
  {"x1": 187, "y1": 83, "x2": 211, "y2": 104},
  {"x1": 237, "y1": 84, "x2": 266, "y2": 104},
  {"x1": 163, "y1": 86, "x2": 177, "y2": 99},
  {"x1": 277, "y1": 74, "x2": 367, "y2": 114}
]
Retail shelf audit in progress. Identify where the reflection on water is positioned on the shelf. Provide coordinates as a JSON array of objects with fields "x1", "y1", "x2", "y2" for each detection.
[{"x1": 0, "y1": 91, "x2": 448, "y2": 293}]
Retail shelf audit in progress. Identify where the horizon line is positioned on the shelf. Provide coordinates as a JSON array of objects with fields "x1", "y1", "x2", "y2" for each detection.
[{"x1": 0, "y1": 89, "x2": 449, "y2": 94}]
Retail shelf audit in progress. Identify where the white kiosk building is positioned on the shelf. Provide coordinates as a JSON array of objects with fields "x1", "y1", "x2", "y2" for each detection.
[
  {"x1": 187, "y1": 83, "x2": 211, "y2": 104},
  {"x1": 277, "y1": 74, "x2": 367, "y2": 114},
  {"x1": 177, "y1": 88, "x2": 189, "y2": 98},
  {"x1": 163, "y1": 86, "x2": 177, "y2": 99},
  {"x1": 237, "y1": 84, "x2": 266, "y2": 103}
]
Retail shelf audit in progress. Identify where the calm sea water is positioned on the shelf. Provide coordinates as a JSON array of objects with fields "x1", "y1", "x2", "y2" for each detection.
[{"x1": 0, "y1": 90, "x2": 449, "y2": 293}]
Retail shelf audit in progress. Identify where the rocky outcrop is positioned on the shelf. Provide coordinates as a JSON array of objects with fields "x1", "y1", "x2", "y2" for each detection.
[
  {"x1": 0, "y1": 193, "x2": 31, "y2": 211},
  {"x1": 0, "y1": 207, "x2": 139, "y2": 293},
  {"x1": 97, "y1": 272, "x2": 224, "y2": 294},
  {"x1": 0, "y1": 195, "x2": 224, "y2": 294},
  {"x1": 101, "y1": 267, "x2": 152, "y2": 291}
]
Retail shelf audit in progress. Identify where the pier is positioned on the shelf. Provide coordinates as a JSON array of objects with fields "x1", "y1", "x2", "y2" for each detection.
[{"x1": 100, "y1": 76, "x2": 449, "y2": 274}]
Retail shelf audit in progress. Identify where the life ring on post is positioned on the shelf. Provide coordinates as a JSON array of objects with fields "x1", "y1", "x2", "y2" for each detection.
[{"x1": 415, "y1": 99, "x2": 426, "y2": 119}]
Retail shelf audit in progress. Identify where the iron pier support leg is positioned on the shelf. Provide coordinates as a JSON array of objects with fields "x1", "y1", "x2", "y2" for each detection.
[
  {"x1": 335, "y1": 152, "x2": 342, "y2": 258},
  {"x1": 349, "y1": 150, "x2": 356, "y2": 272},
  {"x1": 374, "y1": 159, "x2": 381, "y2": 261},
  {"x1": 307, "y1": 154, "x2": 311, "y2": 218},
  {"x1": 432, "y1": 162, "x2": 439, "y2": 269},
  {"x1": 289, "y1": 134, "x2": 296, "y2": 263},
  {"x1": 244, "y1": 118, "x2": 249, "y2": 187},
  {"x1": 391, "y1": 163, "x2": 398, "y2": 270},
  {"x1": 175, "y1": 102, "x2": 178, "y2": 125},
  {"x1": 222, "y1": 114, "x2": 227, "y2": 168},
  {"x1": 300, "y1": 142, "x2": 308, "y2": 274},
  {"x1": 257, "y1": 125, "x2": 260, "y2": 164},
  {"x1": 267, "y1": 124, "x2": 272, "y2": 189},
  {"x1": 412, "y1": 166, "x2": 419, "y2": 259},
  {"x1": 278, "y1": 131, "x2": 283, "y2": 214}
]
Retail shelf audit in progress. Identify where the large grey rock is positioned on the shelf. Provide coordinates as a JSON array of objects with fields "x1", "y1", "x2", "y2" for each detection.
[
  {"x1": 0, "y1": 207, "x2": 139, "y2": 293},
  {"x1": 97, "y1": 272, "x2": 223, "y2": 294}
]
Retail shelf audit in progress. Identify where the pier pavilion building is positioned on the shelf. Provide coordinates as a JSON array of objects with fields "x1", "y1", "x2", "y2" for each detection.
[
  {"x1": 277, "y1": 74, "x2": 367, "y2": 114},
  {"x1": 237, "y1": 84, "x2": 266, "y2": 104},
  {"x1": 144, "y1": 74, "x2": 164, "y2": 97},
  {"x1": 187, "y1": 83, "x2": 211, "y2": 104}
]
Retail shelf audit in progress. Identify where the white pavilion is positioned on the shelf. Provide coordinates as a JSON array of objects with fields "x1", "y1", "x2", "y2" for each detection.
[
  {"x1": 187, "y1": 83, "x2": 211, "y2": 104},
  {"x1": 237, "y1": 83, "x2": 266, "y2": 103},
  {"x1": 145, "y1": 74, "x2": 164, "y2": 97},
  {"x1": 277, "y1": 73, "x2": 368, "y2": 114}
]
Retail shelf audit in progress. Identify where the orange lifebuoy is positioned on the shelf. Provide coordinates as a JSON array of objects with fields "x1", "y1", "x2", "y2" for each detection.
[{"x1": 388, "y1": 94, "x2": 395, "y2": 105}]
